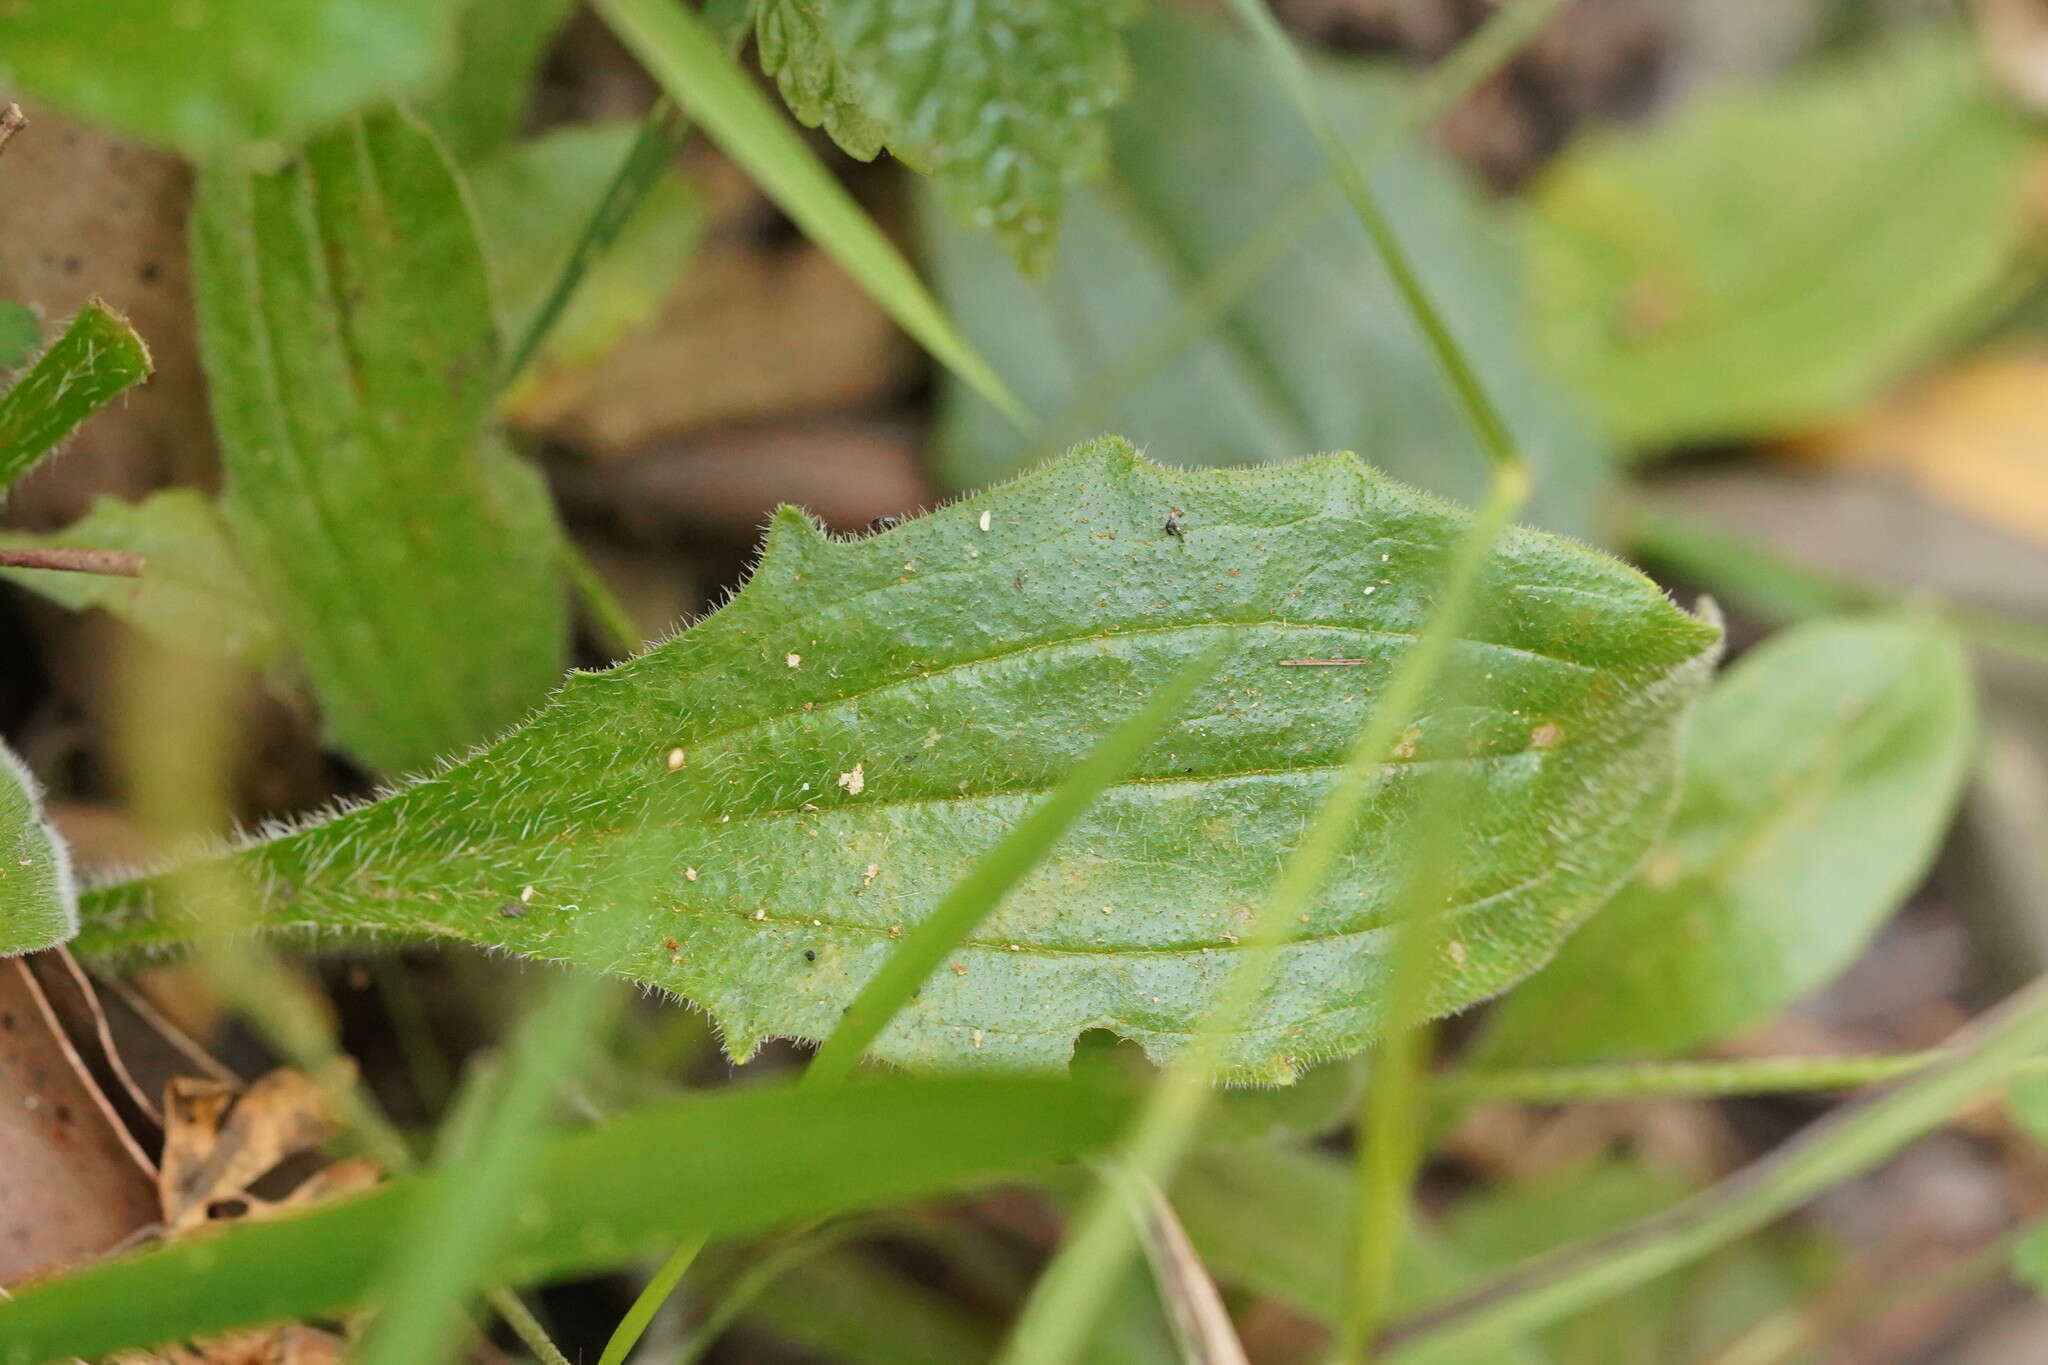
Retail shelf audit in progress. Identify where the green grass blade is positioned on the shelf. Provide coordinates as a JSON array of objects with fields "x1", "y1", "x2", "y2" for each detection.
[
  {"x1": 593, "y1": 0, "x2": 1029, "y2": 427},
  {"x1": 0, "y1": 1073, "x2": 1132, "y2": 1364},
  {"x1": 501, "y1": 99, "x2": 694, "y2": 388},
  {"x1": 0, "y1": 300, "x2": 150, "y2": 493},
  {"x1": 354, "y1": 969, "x2": 613, "y2": 1365},
  {"x1": 995, "y1": 462, "x2": 1535, "y2": 1365},
  {"x1": 806, "y1": 635, "x2": 1235, "y2": 1086}
]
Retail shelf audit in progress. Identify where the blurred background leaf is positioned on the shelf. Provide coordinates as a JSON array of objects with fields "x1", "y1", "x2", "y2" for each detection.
[{"x1": 928, "y1": 12, "x2": 1612, "y2": 538}]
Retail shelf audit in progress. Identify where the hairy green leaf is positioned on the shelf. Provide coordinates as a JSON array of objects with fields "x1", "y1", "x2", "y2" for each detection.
[
  {"x1": 0, "y1": 740, "x2": 73, "y2": 955},
  {"x1": 930, "y1": 13, "x2": 1610, "y2": 538},
  {"x1": 470, "y1": 120, "x2": 706, "y2": 399},
  {"x1": 821, "y1": 0, "x2": 1142, "y2": 273},
  {"x1": 0, "y1": 1072, "x2": 1130, "y2": 1364},
  {"x1": 0, "y1": 490, "x2": 282, "y2": 664},
  {"x1": 416, "y1": 0, "x2": 578, "y2": 162},
  {"x1": 0, "y1": 0, "x2": 467, "y2": 155},
  {"x1": 190, "y1": 109, "x2": 568, "y2": 775},
  {"x1": 78, "y1": 442, "x2": 1716, "y2": 1076},
  {"x1": 1477, "y1": 616, "x2": 1974, "y2": 1067},
  {"x1": 1529, "y1": 36, "x2": 2034, "y2": 449},
  {"x1": 755, "y1": 0, "x2": 889, "y2": 161},
  {"x1": 0, "y1": 300, "x2": 150, "y2": 493}
]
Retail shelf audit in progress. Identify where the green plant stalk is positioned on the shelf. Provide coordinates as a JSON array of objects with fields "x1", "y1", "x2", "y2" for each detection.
[
  {"x1": 1218, "y1": 0, "x2": 1518, "y2": 469},
  {"x1": 593, "y1": 639, "x2": 1231, "y2": 1361},
  {"x1": 997, "y1": 463, "x2": 1530, "y2": 1365},
  {"x1": 0, "y1": 299, "x2": 151, "y2": 490},
  {"x1": 355, "y1": 969, "x2": 613, "y2": 1365},
  {"x1": 560, "y1": 534, "x2": 645, "y2": 658},
  {"x1": 1377, "y1": 968, "x2": 2048, "y2": 1362},
  {"x1": 1033, "y1": 0, "x2": 1567, "y2": 461},
  {"x1": 806, "y1": 635, "x2": 1236, "y2": 1086},
  {"x1": 597, "y1": 1233, "x2": 709, "y2": 1365},
  {"x1": 594, "y1": 0, "x2": 1030, "y2": 428},
  {"x1": 1630, "y1": 507, "x2": 2048, "y2": 667},
  {"x1": 502, "y1": 98, "x2": 692, "y2": 387},
  {"x1": 676, "y1": 1222, "x2": 875, "y2": 1365},
  {"x1": 1438, "y1": 1049, "x2": 2048, "y2": 1105}
]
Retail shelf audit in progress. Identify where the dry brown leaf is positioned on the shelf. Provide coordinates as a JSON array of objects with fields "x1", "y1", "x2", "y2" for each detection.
[
  {"x1": 1786, "y1": 353, "x2": 2048, "y2": 550},
  {"x1": 0, "y1": 956, "x2": 159, "y2": 1285},
  {"x1": 159, "y1": 1068, "x2": 342, "y2": 1233}
]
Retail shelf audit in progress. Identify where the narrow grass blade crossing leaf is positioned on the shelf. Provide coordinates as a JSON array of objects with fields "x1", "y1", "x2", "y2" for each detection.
[
  {"x1": 593, "y1": 0, "x2": 1029, "y2": 427},
  {"x1": 190, "y1": 109, "x2": 569, "y2": 775},
  {"x1": 77, "y1": 443, "x2": 1716, "y2": 1076},
  {"x1": 0, "y1": 490, "x2": 282, "y2": 665},
  {"x1": 0, "y1": 300, "x2": 149, "y2": 493},
  {"x1": 355, "y1": 970, "x2": 612, "y2": 1365},
  {"x1": 1476, "y1": 615, "x2": 1975, "y2": 1067},
  {"x1": 0, "y1": 1073, "x2": 1133, "y2": 1365},
  {"x1": 0, "y1": 0, "x2": 468, "y2": 156},
  {"x1": 0, "y1": 740, "x2": 75, "y2": 955},
  {"x1": 806, "y1": 636, "x2": 1234, "y2": 1086}
]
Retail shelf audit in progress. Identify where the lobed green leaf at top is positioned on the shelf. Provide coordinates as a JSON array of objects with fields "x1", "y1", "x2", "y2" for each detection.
[
  {"x1": 0, "y1": 0, "x2": 467, "y2": 156},
  {"x1": 1476, "y1": 615, "x2": 1975, "y2": 1067},
  {"x1": 1528, "y1": 35, "x2": 2036, "y2": 450},
  {"x1": 819, "y1": 0, "x2": 1144, "y2": 274},
  {"x1": 0, "y1": 299, "x2": 150, "y2": 494},
  {"x1": 77, "y1": 441, "x2": 1718, "y2": 1077},
  {"x1": 0, "y1": 738, "x2": 74, "y2": 956},
  {"x1": 190, "y1": 108, "x2": 569, "y2": 777}
]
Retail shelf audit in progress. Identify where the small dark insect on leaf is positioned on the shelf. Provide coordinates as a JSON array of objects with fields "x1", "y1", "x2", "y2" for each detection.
[
  {"x1": 1163, "y1": 510, "x2": 1185, "y2": 540},
  {"x1": 498, "y1": 900, "x2": 525, "y2": 917},
  {"x1": 804, "y1": 949, "x2": 818, "y2": 963},
  {"x1": 865, "y1": 515, "x2": 901, "y2": 534}
]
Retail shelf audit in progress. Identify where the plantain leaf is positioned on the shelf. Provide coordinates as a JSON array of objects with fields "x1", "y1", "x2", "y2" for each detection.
[
  {"x1": 0, "y1": 490, "x2": 283, "y2": 665},
  {"x1": 76, "y1": 442, "x2": 1718, "y2": 1076},
  {"x1": 0, "y1": 299, "x2": 150, "y2": 493},
  {"x1": 0, "y1": 739, "x2": 74, "y2": 956},
  {"x1": 929, "y1": 13, "x2": 1611, "y2": 538},
  {"x1": 0, "y1": 1072, "x2": 1131, "y2": 1364},
  {"x1": 190, "y1": 108, "x2": 569, "y2": 776},
  {"x1": 0, "y1": 0, "x2": 468, "y2": 156},
  {"x1": 1528, "y1": 36, "x2": 2035, "y2": 450},
  {"x1": 1476, "y1": 616, "x2": 1975, "y2": 1067}
]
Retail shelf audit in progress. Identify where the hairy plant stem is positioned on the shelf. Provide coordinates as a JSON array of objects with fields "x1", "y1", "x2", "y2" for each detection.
[{"x1": 1378, "y1": 969, "x2": 2048, "y2": 1361}]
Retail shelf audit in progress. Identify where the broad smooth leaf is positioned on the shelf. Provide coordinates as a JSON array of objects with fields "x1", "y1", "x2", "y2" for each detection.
[
  {"x1": 0, "y1": 300, "x2": 150, "y2": 492},
  {"x1": 470, "y1": 120, "x2": 707, "y2": 404},
  {"x1": 0, "y1": 0, "x2": 467, "y2": 156},
  {"x1": 190, "y1": 109, "x2": 569, "y2": 775},
  {"x1": 416, "y1": 0, "x2": 579, "y2": 163},
  {"x1": 929, "y1": 13, "x2": 1610, "y2": 538},
  {"x1": 0, "y1": 490, "x2": 282, "y2": 665},
  {"x1": 1528, "y1": 36, "x2": 2035, "y2": 449},
  {"x1": 78, "y1": 443, "x2": 1717, "y2": 1076},
  {"x1": 819, "y1": 0, "x2": 1143, "y2": 273},
  {"x1": 0, "y1": 740, "x2": 73, "y2": 955},
  {"x1": 1477, "y1": 615, "x2": 1975, "y2": 1066},
  {"x1": 0, "y1": 1072, "x2": 1131, "y2": 1364}
]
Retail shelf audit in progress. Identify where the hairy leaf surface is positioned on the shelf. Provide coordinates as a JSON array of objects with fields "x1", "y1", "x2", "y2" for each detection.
[
  {"x1": 0, "y1": 300, "x2": 150, "y2": 492},
  {"x1": 930, "y1": 14, "x2": 1610, "y2": 537},
  {"x1": 0, "y1": 739, "x2": 74, "y2": 955},
  {"x1": 822, "y1": 0, "x2": 1141, "y2": 272},
  {"x1": 0, "y1": 491, "x2": 282, "y2": 664},
  {"x1": 1477, "y1": 616, "x2": 1974, "y2": 1066},
  {"x1": 79, "y1": 443, "x2": 1717, "y2": 1075},
  {"x1": 0, "y1": 0, "x2": 467, "y2": 156},
  {"x1": 191, "y1": 109, "x2": 568, "y2": 776}
]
